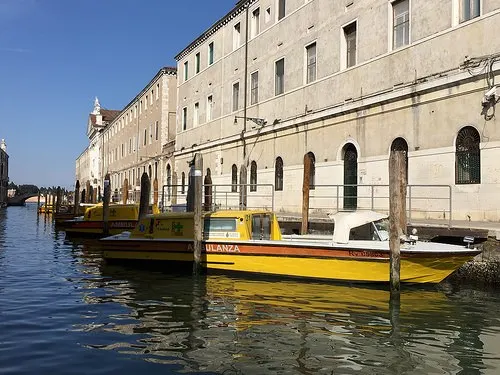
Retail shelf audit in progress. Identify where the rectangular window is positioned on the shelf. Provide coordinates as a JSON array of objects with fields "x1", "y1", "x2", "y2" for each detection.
[
  {"x1": 251, "y1": 71, "x2": 259, "y2": 105},
  {"x1": 344, "y1": 22, "x2": 357, "y2": 68},
  {"x1": 155, "y1": 121, "x2": 159, "y2": 140},
  {"x1": 233, "y1": 22, "x2": 241, "y2": 50},
  {"x1": 144, "y1": 129, "x2": 147, "y2": 146},
  {"x1": 139, "y1": 100, "x2": 142, "y2": 114},
  {"x1": 156, "y1": 83, "x2": 159, "y2": 100},
  {"x1": 144, "y1": 96, "x2": 148, "y2": 110},
  {"x1": 182, "y1": 107, "x2": 187, "y2": 130},
  {"x1": 133, "y1": 136, "x2": 136, "y2": 152},
  {"x1": 121, "y1": 143, "x2": 124, "y2": 157},
  {"x1": 306, "y1": 42, "x2": 317, "y2": 84},
  {"x1": 150, "y1": 91, "x2": 153, "y2": 105},
  {"x1": 275, "y1": 58, "x2": 285, "y2": 95},
  {"x1": 232, "y1": 82, "x2": 240, "y2": 112},
  {"x1": 460, "y1": 0, "x2": 480, "y2": 22},
  {"x1": 194, "y1": 102, "x2": 199, "y2": 127},
  {"x1": 129, "y1": 138, "x2": 132, "y2": 154},
  {"x1": 184, "y1": 61, "x2": 188, "y2": 81},
  {"x1": 251, "y1": 8, "x2": 260, "y2": 38},
  {"x1": 195, "y1": 52, "x2": 201, "y2": 74},
  {"x1": 206, "y1": 95, "x2": 213, "y2": 122},
  {"x1": 278, "y1": 0, "x2": 286, "y2": 20},
  {"x1": 204, "y1": 218, "x2": 237, "y2": 233},
  {"x1": 149, "y1": 124, "x2": 152, "y2": 144},
  {"x1": 393, "y1": 0, "x2": 409, "y2": 49},
  {"x1": 208, "y1": 42, "x2": 214, "y2": 65}
]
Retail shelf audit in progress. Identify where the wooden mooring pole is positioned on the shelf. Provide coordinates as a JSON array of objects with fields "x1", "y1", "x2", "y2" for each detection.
[
  {"x1": 37, "y1": 191, "x2": 41, "y2": 215},
  {"x1": 153, "y1": 177, "x2": 159, "y2": 207},
  {"x1": 192, "y1": 154, "x2": 203, "y2": 274},
  {"x1": 389, "y1": 150, "x2": 405, "y2": 296},
  {"x1": 103, "y1": 174, "x2": 111, "y2": 235},
  {"x1": 51, "y1": 193, "x2": 55, "y2": 214},
  {"x1": 55, "y1": 186, "x2": 61, "y2": 215},
  {"x1": 301, "y1": 153, "x2": 312, "y2": 235},
  {"x1": 138, "y1": 172, "x2": 151, "y2": 220},
  {"x1": 74, "y1": 180, "x2": 80, "y2": 216},
  {"x1": 122, "y1": 178, "x2": 129, "y2": 204}
]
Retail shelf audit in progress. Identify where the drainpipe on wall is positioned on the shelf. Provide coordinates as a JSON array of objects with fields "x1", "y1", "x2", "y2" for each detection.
[{"x1": 239, "y1": 1, "x2": 250, "y2": 209}]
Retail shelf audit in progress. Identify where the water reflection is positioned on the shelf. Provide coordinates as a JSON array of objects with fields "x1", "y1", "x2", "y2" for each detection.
[
  {"x1": 73, "y1": 261, "x2": 500, "y2": 374},
  {"x1": 0, "y1": 208, "x2": 6, "y2": 270},
  {"x1": 2, "y1": 204, "x2": 495, "y2": 374}
]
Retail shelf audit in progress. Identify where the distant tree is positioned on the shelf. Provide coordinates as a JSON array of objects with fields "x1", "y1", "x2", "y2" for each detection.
[
  {"x1": 8, "y1": 182, "x2": 17, "y2": 190},
  {"x1": 17, "y1": 184, "x2": 39, "y2": 195}
]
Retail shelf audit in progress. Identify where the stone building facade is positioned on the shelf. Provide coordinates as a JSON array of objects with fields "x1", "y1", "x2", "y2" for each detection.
[
  {"x1": 76, "y1": 67, "x2": 177, "y2": 205},
  {"x1": 0, "y1": 139, "x2": 8, "y2": 207},
  {"x1": 174, "y1": 0, "x2": 500, "y2": 221},
  {"x1": 76, "y1": 99, "x2": 120, "y2": 202}
]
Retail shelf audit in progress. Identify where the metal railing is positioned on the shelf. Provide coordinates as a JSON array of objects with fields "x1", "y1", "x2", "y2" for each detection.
[
  {"x1": 159, "y1": 183, "x2": 275, "y2": 212},
  {"x1": 204, "y1": 184, "x2": 275, "y2": 211},
  {"x1": 309, "y1": 184, "x2": 452, "y2": 226},
  {"x1": 104, "y1": 183, "x2": 452, "y2": 226}
]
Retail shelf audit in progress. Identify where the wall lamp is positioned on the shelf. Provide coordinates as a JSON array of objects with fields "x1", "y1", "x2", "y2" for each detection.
[{"x1": 234, "y1": 116, "x2": 267, "y2": 127}]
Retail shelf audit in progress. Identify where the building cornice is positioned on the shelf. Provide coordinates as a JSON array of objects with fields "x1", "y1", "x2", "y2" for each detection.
[
  {"x1": 175, "y1": 0, "x2": 256, "y2": 61},
  {"x1": 121, "y1": 66, "x2": 177, "y2": 111}
]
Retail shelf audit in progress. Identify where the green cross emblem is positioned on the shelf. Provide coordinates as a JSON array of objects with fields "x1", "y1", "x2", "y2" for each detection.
[{"x1": 172, "y1": 222, "x2": 184, "y2": 232}]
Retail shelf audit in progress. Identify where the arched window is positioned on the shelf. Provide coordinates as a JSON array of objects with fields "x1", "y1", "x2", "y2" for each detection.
[
  {"x1": 181, "y1": 172, "x2": 186, "y2": 194},
  {"x1": 275, "y1": 157, "x2": 283, "y2": 191},
  {"x1": 166, "y1": 164, "x2": 172, "y2": 200},
  {"x1": 343, "y1": 144, "x2": 358, "y2": 210},
  {"x1": 456, "y1": 126, "x2": 480, "y2": 184},
  {"x1": 231, "y1": 164, "x2": 238, "y2": 192},
  {"x1": 305, "y1": 152, "x2": 315, "y2": 190},
  {"x1": 250, "y1": 161, "x2": 257, "y2": 192}
]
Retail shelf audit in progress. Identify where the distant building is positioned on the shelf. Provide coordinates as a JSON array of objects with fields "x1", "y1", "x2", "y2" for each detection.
[
  {"x1": 0, "y1": 139, "x2": 8, "y2": 207},
  {"x1": 76, "y1": 98, "x2": 120, "y2": 203},
  {"x1": 173, "y1": 0, "x2": 500, "y2": 221},
  {"x1": 76, "y1": 67, "x2": 177, "y2": 205}
]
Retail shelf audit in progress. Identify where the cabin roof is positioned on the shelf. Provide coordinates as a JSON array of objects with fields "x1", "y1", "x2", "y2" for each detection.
[{"x1": 331, "y1": 210, "x2": 388, "y2": 244}]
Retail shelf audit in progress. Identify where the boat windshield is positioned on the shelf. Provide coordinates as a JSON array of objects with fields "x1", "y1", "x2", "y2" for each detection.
[
  {"x1": 373, "y1": 219, "x2": 389, "y2": 241},
  {"x1": 204, "y1": 218, "x2": 237, "y2": 233}
]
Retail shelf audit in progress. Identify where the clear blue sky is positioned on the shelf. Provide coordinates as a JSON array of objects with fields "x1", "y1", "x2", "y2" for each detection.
[{"x1": 0, "y1": 0, "x2": 235, "y2": 189}]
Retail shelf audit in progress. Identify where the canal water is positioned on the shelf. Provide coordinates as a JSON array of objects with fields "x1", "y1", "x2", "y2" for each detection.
[{"x1": 1, "y1": 205, "x2": 500, "y2": 374}]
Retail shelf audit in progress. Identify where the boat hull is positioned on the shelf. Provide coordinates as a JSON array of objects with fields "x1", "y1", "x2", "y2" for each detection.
[
  {"x1": 64, "y1": 220, "x2": 138, "y2": 236},
  {"x1": 101, "y1": 239, "x2": 479, "y2": 283}
]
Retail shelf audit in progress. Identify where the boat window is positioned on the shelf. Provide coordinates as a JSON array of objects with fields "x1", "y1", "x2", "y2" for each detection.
[
  {"x1": 204, "y1": 218, "x2": 237, "y2": 232},
  {"x1": 252, "y1": 214, "x2": 271, "y2": 240},
  {"x1": 349, "y1": 223, "x2": 375, "y2": 241}
]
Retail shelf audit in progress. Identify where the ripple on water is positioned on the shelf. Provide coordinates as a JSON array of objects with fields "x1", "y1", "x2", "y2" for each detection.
[{"x1": 1, "y1": 205, "x2": 500, "y2": 374}]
